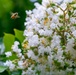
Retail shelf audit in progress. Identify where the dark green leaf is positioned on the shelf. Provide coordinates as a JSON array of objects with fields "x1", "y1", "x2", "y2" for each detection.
[
  {"x1": 0, "y1": 70, "x2": 9, "y2": 75},
  {"x1": 73, "y1": 24, "x2": 76, "y2": 26},
  {"x1": 59, "y1": 15, "x2": 64, "y2": 19},
  {"x1": 11, "y1": 70, "x2": 22, "y2": 75},
  {"x1": 50, "y1": 3, "x2": 55, "y2": 7},
  {"x1": 73, "y1": 45, "x2": 76, "y2": 50}
]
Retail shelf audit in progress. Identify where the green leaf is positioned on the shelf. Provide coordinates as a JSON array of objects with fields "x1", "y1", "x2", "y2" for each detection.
[
  {"x1": 3, "y1": 33, "x2": 15, "y2": 52},
  {"x1": 73, "y1": 45, "x2": 76, "y2": 50},
  {"x1": 7, "y1": 53, "x2": 18, "y2": 60},
  {"x1": 50, "y1": 3, "x2": 55, "y2": 7},
  {"x1": 0, "y1": 66, "x2": 8, "y2": 73},
  {"x1": 73, "y1": 24, "x2": 76, "y2": 26},
  {"x1": 59, "y1": 15, "x2": 64, "y2": 19},
  {"x1": 67, "y1": 71, "x2": 75, "y2": 75},
  {"x1": 14, "y1": 29, "x2": 25, "y2": 43},
  {"x1": 11, "y1": 70, "x2": 22, "y2": 75},
  {"x1": 54, "y1": 60, "x2": 61, "y2": 67},
  {"x1": 0, "y1": 70, "x2": 9, "y2": 75},
  {"x1": 68, "y1": 11, "x2": 72, "y2": 16}
]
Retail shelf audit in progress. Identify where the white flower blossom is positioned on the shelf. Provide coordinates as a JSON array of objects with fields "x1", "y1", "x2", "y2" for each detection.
[
  {"x1": 22, "y1": 0, "x2": 76, "y2": 74},
  {"x1": 12, "y1": 41, "x2": 19, "y2": 51},
  {"x1": 4, "y1": 60, "x2": 15, "y2": 71},
  {"x1": 50, "y1": 23, "x2": 57, "y2": 29},
  {"x1": 72, "y1": 30, "x2": 76, "y2": 37},
  {"x1": 5, "y1": 52, "x2": 12, "y2": 57},
  {"x1": 17, "y1": 52, "x2": 22, "y2": 57},
  {"x1": 18, "y1": 60, "x2": 24, "y2": 69},
  {"x1": 28, "y1": 35, "x2": 39, "y2": 47},
  {"x1": 24, "y1": 30, "x2": 34, "y2": 37}
]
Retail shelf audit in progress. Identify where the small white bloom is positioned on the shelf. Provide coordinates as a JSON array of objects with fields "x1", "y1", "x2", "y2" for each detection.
[
  {"x1": 17, "y1": 49, "x2": 21, "y2": 53},
  {"x1": 21, "y1": 55, "x2": 25, "y2": 60},
  {"x1": 28, "y1": 35, "x2": 39, "y2": 47},
  {"x1": 39, "y1": 29, "x2": 45, "y2": 36},
  {"x1": 18, "y1": 60, "x2": 24, "y2": 69},
  {"x1": 55, "y1": 8, "x2": 63, "y2": 15},
  {"x1": 72, "y1": 30, "x2": 76, "y2": 37},
  {"x1": 17, "y1": 52, "x2": 22, "y2": 57},
  {"x1": 34, "y1": 2, "x2": 41, "y2": 9},
  {"x1": 24, "y1": 30, "x2": 33, "y2": 37},
  {"x1": 46, "y1": 8, "x2": 53, "y2": 17},
  {"x1": 38, "y1": 46, "x2": 46, "y2": 55},
  {"x1": 5, "y1": 52, "x2": 12, "y2": 57},
  {"x1": 64, "y1": 0, "x2": 72, "y2": 3},
  {"x1": 44, "y1": 30, "x2": 52, "y2": 36},
  {"x1": 26, "y1": 10, "x2": 32, "y2": 16},
  {"x1": 42, "y1": 0, "x2": 50, "y2": 7},
  {"x1": 12, "y1": 41, "x2": 20, "y2": 52},
  {"x1": 4, "y1": 60, "x2": 11, "y2": 66},
  {"x1": 14, "y1": 41, "x2": 19, "y2": 45},
  {"x1": 52, "y1": 15, "x2": 59, "y2": 23},
  {"x1": 51, "y1": 35, "x2": 61, "y2": 48},
  {"x1": 13, "y1": 48, "x2": 21, "y2": 53},
  {"x1": 50, "y1": 23, "x2": 57, "y2": 29},
  {"x1": 52, "y1": 0, "x2": 63, "y2": 4},
  {"x1": 9, "y1": 63, "x2": 15, "y2": 71},
  {"x1": 70, "y1": 17, "x2": 76, "y2": 24},
  {"x1": 4, "y1": 60, "x2": 15, "y2": 71},
  {"x1": 27, "y1": 50, "x2": 34, "y2": 58}
]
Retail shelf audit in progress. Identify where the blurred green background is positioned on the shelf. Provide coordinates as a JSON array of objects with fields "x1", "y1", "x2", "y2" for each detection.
[{"x1": 0, "y1": 0, "x2": 41, "y2": 37}]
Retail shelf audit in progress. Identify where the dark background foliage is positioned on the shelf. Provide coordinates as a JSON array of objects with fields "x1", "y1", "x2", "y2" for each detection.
[{"x1": 0, "y1": 0, "x2": 41, "y2": 37}]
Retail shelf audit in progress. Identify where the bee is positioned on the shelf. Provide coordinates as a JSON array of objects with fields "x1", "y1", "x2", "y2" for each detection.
[{"x1": 11, "y1": 12, "x2": 20, "y2": 19}]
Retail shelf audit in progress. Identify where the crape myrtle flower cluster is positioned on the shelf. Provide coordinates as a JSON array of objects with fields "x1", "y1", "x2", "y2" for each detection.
[
  {"x1": 4, "y1": 41, "x2": 25, "y2": 71},
  {"x1": 4, "y1": 0, "x2": 76, "y2": 75}
]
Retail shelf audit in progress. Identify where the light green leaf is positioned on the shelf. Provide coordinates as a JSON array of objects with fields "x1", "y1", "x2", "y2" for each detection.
[
  {"x1": 3, "y1": 33, "x2": 15, "y2": 52},
  {"x1": 0, "y1": 66, "x2": 8, "y2": 73},
  {"x1": 14, "y1": 29, "x2": 25, "y2": 43}
]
